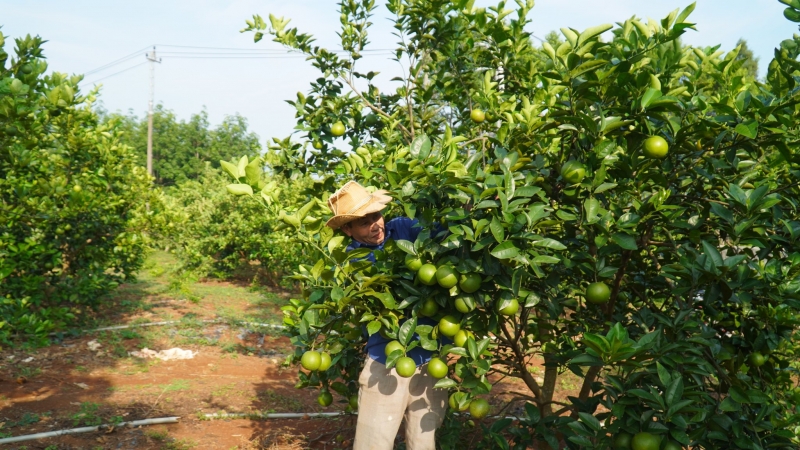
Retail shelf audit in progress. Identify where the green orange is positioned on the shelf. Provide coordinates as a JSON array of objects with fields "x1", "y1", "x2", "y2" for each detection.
[
  {"x1": 395, "y1": 356, "x2": 416, "y2": 377},
  {"x1": 419, "y1": 298, "x2": 439, "y2": 317},
  {"x1": 317, "y1": 352, "x2": 332, "y2": 371},
  {"x1": 418, "y1": 264, "x2": 438, "y2": 285},
  {"x1": 631, "y1": 432, "x2": 660, "y2": 450},
  {"x1": 496, "y1": 298, "x2": 519, "y2": 316},
  {"x1": 643, "y1": 136, "x2": 669, "y2": 159},
  {"x1": 331, "y1": 121, "x2": 346, "y2": 136},
  {"x1": 405, "y1": 253, "x2": 423, "y2": 271},
  {"x1": 435, "y1": 265, "x2": 458, "y2": 289},
  {"x1": 301, "y1": 351, "x2": 321, "y2": 371},
  {"x1": 458, "y1": 273, "x2": 481, "y2": 293},
  {"x1": 560, "y1": 160, "x2": 586, "y2": 184},
  {"x1": 585, "y1": 282, "x2": 611, "y2": 304},
  {"x1": 438, "y1": 315, "x2": 461, "y2": 337},
  {"x1": 385, "y1": 340, "x2": 404, "y2": 357},
  {"x1": 427, "y1": 357, "x2": 448, "y2": 379},
  {"x1": 468, "y1": 398, "x2": 490, "y2": 419}
]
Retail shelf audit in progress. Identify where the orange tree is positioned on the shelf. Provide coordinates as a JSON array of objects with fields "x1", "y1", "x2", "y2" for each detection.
[
  {"x1": 228, "y1": 1, "x2": 800, "y2": 448},
  {"x1": 0, "y1": 32, "x2": 154, "y2": 344}
]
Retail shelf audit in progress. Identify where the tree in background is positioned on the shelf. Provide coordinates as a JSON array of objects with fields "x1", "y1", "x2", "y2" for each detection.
[
  {"x1": 104, "y1": 107, "x2": 261, "y2": 186},
  {"x1": 0, "y1": 32, "x2": 154, "y2": 344}
]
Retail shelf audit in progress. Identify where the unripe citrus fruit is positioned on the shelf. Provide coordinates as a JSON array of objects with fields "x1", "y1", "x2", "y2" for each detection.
[
  {"x1": 317, "y1": 352, "x2": 332, "y2": 371},
  {"x1": 560, "y1": 160, "x2": 586, "y2": 184},
  {"x1": 448, "y1": 393, "x2": 469, "y2": 411},
  {"x1": 585, "y1": 282, "x2": 611, "y2": 304},
  {"x1": 643, "y1": 136, "x2": 669, "y2": 159},
  {"x1": 749, "y1": 352, "x2": 767, "y2": 367},
  {"x1": 419, "y1": 298, "x2": 439, "y2": 317},
  {"x1": 317, "y1": 391, "x2": 333, "y2": 407},
  {"x1": 468, "y1": 398, "x2": 490, "y2": 419},
  {"x1": 438, "y1": 315, "x2": 461, "y2": 337},
  {"x1": 453, "y1": 329, "x2": 474, "y2": 347},
  {"x1": 331, "y1": 121, "x2": 346, "y2": 136},
  {"x1": 417, "y1": 264, "x2": 437, "y2": 285},
  {"x1": 349, "y1": 395, "x2": 359, "y2": 410},
  {"x1": 405, "y1": 253, "x2": 423, "y2": 271},
  {"x1": 72, "y1": 185, "x2": 82, "y2": 193},
  {"x1": 458, "y1": 273, "x2": 481, "y2": 293},
  {"x1": 631, "y1": 432, "x2": 660, "y2": 450},
  {"x1": 427, "y1": 357, "x2": 448, "y2": 379},
  {"x1": 662, "y1": 441, "x2": 682, "y2": 450},
  {"x1": 435, "y1": 265, "x2": 458, "y2": 289},
  {"x1": 496, "y1": 298, "x2": 519, "y2": 316},
  {"x1": 470, "y1": 109, "x2": 485, "y2": 123},
  {"x1": 613, "y1": 431, "x2": 632, "y2": 449},
  {"x1": 385, "y1": 340, "x2": 404, "y2": 357},
  {"x1": 301, "y1": 351, "x2": 321, "y2": 371},
  {"x1": 395, "y1": 356, "x2": 416, "y2": 378},
  {"x1": 454, "y1": 294, "x2": 474, "y2": 314}
]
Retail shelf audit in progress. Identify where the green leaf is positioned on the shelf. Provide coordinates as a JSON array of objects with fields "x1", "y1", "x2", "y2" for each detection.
[
  {"x1": 578, "y1": 412, "x2": 601, "y2": 432},
  {"x1": 665, "y1": 376, "x2": 684, "y2": 407},
  {"x1": 569, "y1": 59, "x2": 608, "y2": 78},
  {"x1": 398, "y1": 317, "x2": 417, "y2": 346},
  {"x1": 409, "y1": 134, "x2": 431, "y2": 160},
  {"x1": 226, "y1": 184, "x2": 253, "y2": 196},
  {"x1": 584, "y1": 198, "x2": 602, "y2": 224},
  {"x1": 675, "y1": 3, "x2": 696, "y2": 24},
  {"x1": 720, "y1": 397, "x2": 741, "y2": 411},
  {"x1": 701, "y1": 240, "x2": 723, "y2": 267},
  {"x1": 245, "y1": 157, "x2": 262, "y2": 186},
  {"x1": 433, "y1": 378, "x2": 457, "y2": 389},
  {"x1": 532, "y1": 255, "x2": 560, "y2": 264},
  {"x1": 611, "y1": 233, "x2": 637, "y2": 250},
  {"x1": 785, "y1": 7, "x2": 800, "y2": 22},
  {"x1": 709, "y1": 203, "x2": 734, "y2": 224},
  {"x1": 395, "y1": 239, "x2": 415, "y2": 255},
  {"x1": 594, "y1": 182, "x2": 617, "y2": 194},
  {"x1": 734, "y1": 120, "x2": 758, "y2": 139},
  {"x1": 491, "y1": 241, "x2": 520, "y2": 259},
  {"x1": 641, "y1": 88, "x2": 663, "y2": 109},
  {"x1": 366, "y1": 320, "x2": 381, "y2": 336},
  {"x1": 577, "y1": 23, "x2": 612, "y2": 46},
  {"x1": 532, "y1": 238, "x2": 567, "y2": 250},
  {"x1": 490, "y1": 216, "x2": 505, "y2": 242},
  {"x1": 220, "y1": 160, "x2": 240, "y2": 179}
]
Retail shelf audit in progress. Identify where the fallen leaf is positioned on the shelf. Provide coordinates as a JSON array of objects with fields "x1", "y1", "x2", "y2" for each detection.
[{"x1": 74, "y1": 382, "x2": 90, "y2": 390}]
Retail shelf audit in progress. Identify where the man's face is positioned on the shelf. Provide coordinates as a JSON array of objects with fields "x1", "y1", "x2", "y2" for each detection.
[{"x1": 342, "y1": 212, "x2": 385, "y2": 245}]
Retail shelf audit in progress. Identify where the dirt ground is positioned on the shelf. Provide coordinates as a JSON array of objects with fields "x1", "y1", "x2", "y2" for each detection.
[{"x1": 0, "y1": 253, "x2": 576, "y2": 449}]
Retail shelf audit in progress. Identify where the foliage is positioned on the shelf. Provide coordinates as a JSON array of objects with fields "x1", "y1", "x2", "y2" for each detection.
[
  {"x1": 162, "y1": 164, "x2": 313, "y2": 287},
  {"x1": 0, "y1": 31, "x2": 153, "y2": 344},
  {"x1": 231, "y1": 1, "x2": 800, "y2": 448},
  {"x1": 105, "y1": 106, "x2": 262, "y2": 187}
]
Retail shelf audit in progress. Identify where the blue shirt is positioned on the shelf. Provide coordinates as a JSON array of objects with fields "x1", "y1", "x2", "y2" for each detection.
[{"x1": 348, "y1": 217, "x2": 435, "y2": 366}]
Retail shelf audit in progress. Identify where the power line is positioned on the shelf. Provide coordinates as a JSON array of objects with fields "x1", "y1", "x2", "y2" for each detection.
[
  {"x1": 80, "y1": 61, "x2": 147, "y2": 85},
  {"x1": 155, "y1": 43, "x2": 395, "y2": 52},
  {"x1": 83, "y1": 45, "x2": 152, "y2": 76}
]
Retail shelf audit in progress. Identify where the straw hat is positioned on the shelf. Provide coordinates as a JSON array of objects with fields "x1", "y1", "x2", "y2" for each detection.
[{"x1": 325, "y1": 181, "x2": 392, "y2": 229}]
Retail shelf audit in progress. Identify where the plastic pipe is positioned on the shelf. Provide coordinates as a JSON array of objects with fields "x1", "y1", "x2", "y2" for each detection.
[
  {"x1": 204, "y1": 412, "x2": 347, "y2": 420},
  {"x1": 0, "y1": 417, "x2": 180, "y2": 444}
]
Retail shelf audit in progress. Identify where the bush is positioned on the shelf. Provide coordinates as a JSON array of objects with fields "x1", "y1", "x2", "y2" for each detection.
[
  {"x1": 0, "y1": 32, "x2": 153, "y2": 344},
  {"x1": 162, "y1": 164, "x2": 314, "y2": 287}
]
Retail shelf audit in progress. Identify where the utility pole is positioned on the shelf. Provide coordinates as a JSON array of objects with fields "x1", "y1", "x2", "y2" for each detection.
[{"x1": 146, "y1": 46, "x2": 161, "y2": 178}]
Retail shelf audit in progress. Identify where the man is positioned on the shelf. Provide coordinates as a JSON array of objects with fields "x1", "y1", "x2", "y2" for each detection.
[{"x1": 326, "y1": 180, "x2": 447, "y2": 450}]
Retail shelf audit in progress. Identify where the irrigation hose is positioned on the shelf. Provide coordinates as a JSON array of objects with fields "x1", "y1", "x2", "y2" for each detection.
[{"x1": 0, "y1": 417, "x2": 180, "y2": 445}]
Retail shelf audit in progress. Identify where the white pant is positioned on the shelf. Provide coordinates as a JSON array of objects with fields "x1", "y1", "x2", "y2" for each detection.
[{"x1": 353, "y1": 357, "x2": 448, "y2": 450}]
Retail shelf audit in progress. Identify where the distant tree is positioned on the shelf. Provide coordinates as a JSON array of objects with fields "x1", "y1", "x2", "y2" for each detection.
[
  {"x1": 735, "y1": 38, "x2": 760, "y2": 80},
  {"x1": 104, "y1": 106, "x2": 261, "y2": 186}
]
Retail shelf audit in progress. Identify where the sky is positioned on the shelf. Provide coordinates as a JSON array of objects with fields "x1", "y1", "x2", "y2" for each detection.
[{"x1": 2, "y1": 0, "x2": 797, "y2": 144}]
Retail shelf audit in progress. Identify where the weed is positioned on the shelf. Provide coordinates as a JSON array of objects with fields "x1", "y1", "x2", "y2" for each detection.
[
  {"x1": 259, "y1": 389, "x2": 304, "y2": 412},
  {"x1": 74, "y1": 365, "x2": 89, "y2": 373},
  {"x1": 120, "y1": 329, "x2": 141, "y2": 339},
  {"x1": 71, "y1": 402, "x2": 103, "y2": 427},
  {"x1": 145, "y1": 428, "x2": 169, "y2": 441},
  {"x1": 16, "y1": 366, "x2": 41, "y2": 379},
  {"x1": 163, "y1": 379, "x2": 191, "y2": 392}
]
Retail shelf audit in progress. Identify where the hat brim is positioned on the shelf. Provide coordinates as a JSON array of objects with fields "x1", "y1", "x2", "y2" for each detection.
[{"x1": 326, "y1": 190, "x2": 391, "y2": 229}]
